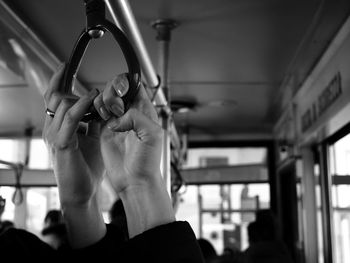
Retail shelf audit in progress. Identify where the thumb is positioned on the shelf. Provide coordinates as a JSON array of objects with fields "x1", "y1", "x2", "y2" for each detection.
[{"x1": 107, "y1": 108, "x2": 162, "y2": 143}]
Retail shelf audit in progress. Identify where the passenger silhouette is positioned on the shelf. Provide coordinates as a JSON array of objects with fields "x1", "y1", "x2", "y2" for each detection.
[
  {"x1": 242, "y1": 209, "x2": 293, "y2": 263},
  {"x1": 108, "y1": 198, "x2": 128, "y2": 241},
  {"x1": 0, "y1": 195, "x2": 15, "y2": 234},
  {"x1": 41, "y1": 209, "x2": 69, "y2": 250},
  {"x1": 197, "y1": 238, "x2": 218, "y2": 263}
]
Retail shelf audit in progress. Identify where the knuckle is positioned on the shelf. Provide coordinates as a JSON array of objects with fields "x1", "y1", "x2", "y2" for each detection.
[
  {"x1": 60, "y1": 98, "x2": 71, "y2": 108},
  {"x1": 42, "y1": 125, "x2": 52, "y2": 141},
  {"x1": 42, "y1": 131, "x2": 49, "y2": 144},
  {"x1": 44, "y1": 91, "x2": 60, "y2": 106},
  {"x1": 42, "y1": 127, "x2": 69, "y2": 151},
  {"x1": 64, "y1": 111, "x2": 75, "y2": 124},
  {"x1": 118, "y1": 73, "x2": 128, "y2": 82},
  {"x1": 102, "y1": 91, "x2": 114, "y2": 105},
  {"x1": 52, "y1": 141, "x2": 59, "y2": 149},
  {"x1": 43, "y1": 132, "x2": 56, "y2": 150},
  {"x1": 127, "y1": 107, "x2": 137, "y2": 116},
  {"x1": 43, "y1": 90, "x2": 51, "y2": 102},
  {"x1": 152, "y1": 124, "x2": 163, "y2": 138},
  {"x1": 42, "y1": 127, "x2": 49, "y2": 139},
  {"x1": 52, "y1": 138, "x2": 69, "y2": 151},
  {"x1": 51, "y1": 92, "x2": 61, "y2": 102},
  {"x1": 122, "y1": 108, "x2": 135, "y2": 120},
  {"x1": 93, "y1": 94, "x2": 102, "y2": 108}
]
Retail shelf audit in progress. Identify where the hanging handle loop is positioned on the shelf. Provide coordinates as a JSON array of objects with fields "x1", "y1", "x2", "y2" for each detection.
[
  {"x1": 62, "y1": 0, "x2": 141, "y2": 122},
  {"x1": 12, "y1": 164, "x2": 24, "y2": 205}
]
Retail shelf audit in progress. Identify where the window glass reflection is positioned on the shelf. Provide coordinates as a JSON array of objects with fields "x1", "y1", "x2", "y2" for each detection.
[
  {"x1": 329, "y1": 133, "x2": 350, "y2": 263},
  {"x1": 330, "y1": 133, "x2": 350, "y2": 175}
]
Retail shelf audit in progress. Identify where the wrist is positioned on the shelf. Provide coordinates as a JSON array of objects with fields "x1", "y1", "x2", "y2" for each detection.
[
  {"x1": 118, "y1": 178, "x2": 175, "y2": 238},
  {"x1": 61, "y1": 195, "x2": 106, "y2": 249},
  {"x1": 59, "y1": 195, "x2": 93, "y2": 210}
]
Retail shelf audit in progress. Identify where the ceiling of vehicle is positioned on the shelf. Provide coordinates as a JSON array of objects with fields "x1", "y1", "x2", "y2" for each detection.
[{"x1": 0, "y1": 0, "x2": 350, "y2": 141}]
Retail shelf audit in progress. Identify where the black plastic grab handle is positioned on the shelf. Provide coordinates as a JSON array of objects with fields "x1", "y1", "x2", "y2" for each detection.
[{"x1": 62, "y1": 1, "x2": 141, "y2": 122}]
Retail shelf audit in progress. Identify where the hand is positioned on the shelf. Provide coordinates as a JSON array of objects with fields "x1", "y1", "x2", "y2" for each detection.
[
  {"x1": 94, "y1": 73, "x2": 175, "y2": 237},
  {"x1": 42, "y1": 64, "x2": 106, "y2": 248},
  {"x1": 43, "y1": 64, "x2": 104, "y2": 206},
  {"x1": 93, "y1": 73, "x2": 162, "y2": 193}
]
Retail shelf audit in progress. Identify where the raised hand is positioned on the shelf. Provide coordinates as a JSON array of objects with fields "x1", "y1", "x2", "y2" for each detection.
[
  {"x1": 42, "y1": 64, "x2": 105, "y2": 248},
  {"x1": 94, "y1": 73, "x2": 175, "y2": 237}
]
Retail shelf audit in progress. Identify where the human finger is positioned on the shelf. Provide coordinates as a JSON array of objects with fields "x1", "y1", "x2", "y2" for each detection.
[
  {"x1": 44, "y1": 92, "x2": 63, "y2": 130},
  {"x1": 44, "y1": 63, "x2": 72, "y2": 129},
  {"x1": 109, "y1": 73, "x2": 129, "y2": 98},
  {"x1": 58, "y1": 89, "x2": 99, "y2": 144},
  {"x1": 44, "y1": 94, "x2": 80, "y2": 131},
  {"x1": 107, "y1": 108, "x2": 162, "y2": 144},
  {"x1": 86, "y1": 120, "x2": 101, "y2": 139},
  {"x1": 44, "y1": 63, "x2": 65, "y2": 106},
  {"x1": 103, "y1": 79, "x2": 124, "y2": 118},
  {"x1": 50, "y1": 98, "x2": 76, "y2": 131},
  {"x1": 105, "y1": 73, "x2": 158, "y2": 122},
  {"x1": 42, "y1": 98, "x2": 73, "y2": 150},
  {"x1": 93, "y1": 93, "x2": 111, "y2": 121},
  {"x1": 131, "y1": 85, "x2": 159, "y2": 123}
]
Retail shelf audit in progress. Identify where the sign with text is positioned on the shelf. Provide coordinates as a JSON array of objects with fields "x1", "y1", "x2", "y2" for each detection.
[{"x1": 301, "y1": 72, "x2": 342, "y2": 133}]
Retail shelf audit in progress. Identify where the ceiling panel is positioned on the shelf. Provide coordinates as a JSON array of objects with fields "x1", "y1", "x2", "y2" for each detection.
[{"x1": 1, "y1": 0, "x2": 349, "y2": 139}]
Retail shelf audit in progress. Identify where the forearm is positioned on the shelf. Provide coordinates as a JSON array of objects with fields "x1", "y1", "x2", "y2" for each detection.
[
  {"x1": 61, "y1": 195, "x2": 106, "y2": 249},
  {"x1": 118, "y1": 176, "x2": 176, "y2": 238}
]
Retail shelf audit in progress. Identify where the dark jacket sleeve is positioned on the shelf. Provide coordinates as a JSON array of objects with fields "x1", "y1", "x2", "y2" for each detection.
[
  {"x1": 68, "y1": 221, "x2": 204, "y2": 263},
  {"x1": 67, "y1": 223, "x2": 124, "y2": 260},
  {"x1": 0, "y1": 228, "x2": 57, "y2": 261},
  {"x1": 121, "y1": 221, "x2": 204, "y2": 263}
]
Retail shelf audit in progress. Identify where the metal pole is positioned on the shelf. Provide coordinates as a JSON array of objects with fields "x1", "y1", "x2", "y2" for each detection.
[
  {"x1": 198, "y1": 187, "x2": 203, "y2": 237},
  {"x1": 151, "y1": 19, "x2": 177, "y2": 196},
  {"x1": 104, "y1": 0, "x2": 158, "y2": 88},
  {"x1": 301, "y1": 147, "x2": 318, "y2": 263}
]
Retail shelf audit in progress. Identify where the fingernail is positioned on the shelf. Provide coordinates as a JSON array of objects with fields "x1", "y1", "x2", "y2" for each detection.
[
  {"x1": 114, "y1": 76, "x2": 129, "y2": 97},
  {"x1": 111, "y1": 104, "x2": 124, "y2": 117},
  {"x1": 108, "y1": 118, "x2": 120, "y2": 130},
  {"x1": 89, "y1": 88, "x2": 99, "y2": 97},
  {"x1": 99, "y1": 106, "x2": 110, "y2": 120}
]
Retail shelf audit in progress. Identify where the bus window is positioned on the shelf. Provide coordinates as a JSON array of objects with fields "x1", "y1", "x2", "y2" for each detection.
[
  {"x1": 0, "y1": 186, "x2": 59, "y2": 236},
  {"x1": 0, "y1": 137, "x2": 51, "y2": 169},
  {"x1": 175, "y1": 146, "x2": 270, "y2": 255},
  {"x1": 26, "y1": 187, "x2": 60, "y2": 236},
  {"x1": 176, "y1": 182, "x2": 270, "y2": 254},
  {"x1": 28, "y1": 138, "x2": 51, "y2": 169},
  {"x1": 0, "y1": 186, "x2": 16, "y2": 221},
  {"x1": 329, "y1": 133, "x2": 350, "y2": 263},
  {"x1": 0, "y1": 139, "x2": 23, "y2": 167},
  {"x1": 182, "y1": 147, "x2": 267, "y2": 169}
]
